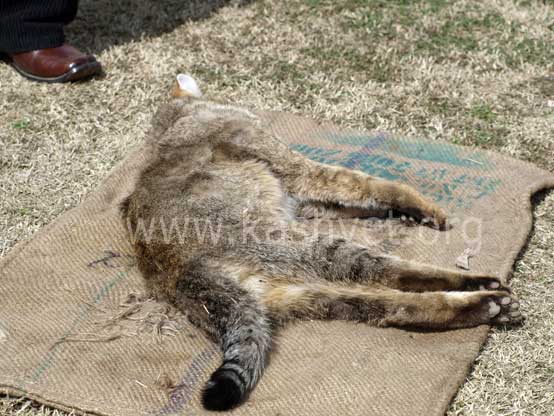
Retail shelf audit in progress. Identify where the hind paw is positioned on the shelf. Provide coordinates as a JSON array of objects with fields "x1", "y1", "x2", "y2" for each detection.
[
  {"x1": 464, "y1": 276, "x2": 508, "y2": 292},
  {"x1": 485, "y1": 292, "x2": 523, "y2": 326}
]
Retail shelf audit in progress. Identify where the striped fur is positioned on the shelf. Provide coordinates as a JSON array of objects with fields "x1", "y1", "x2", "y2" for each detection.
[{"x1": 120, "y1": 76, "x2": 521, "y2": 411}]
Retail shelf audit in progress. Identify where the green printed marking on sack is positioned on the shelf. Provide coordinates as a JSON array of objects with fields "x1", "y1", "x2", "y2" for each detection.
[
  {"x1": 324, "y1": 133, "x2": 490, "y2": 169},
  {"x1": 290, "y1": 143, "x2": 502, "y2": 210}
]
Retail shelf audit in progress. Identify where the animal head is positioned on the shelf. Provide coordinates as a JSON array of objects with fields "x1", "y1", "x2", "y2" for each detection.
[{"x1": 171, "y1": 73, "x2": 203, "y2": 98}]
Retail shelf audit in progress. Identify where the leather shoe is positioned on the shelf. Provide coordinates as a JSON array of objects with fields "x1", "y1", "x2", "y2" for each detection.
[{"x1": 7, "y1": 43, "x2": 102, "y2": 83}]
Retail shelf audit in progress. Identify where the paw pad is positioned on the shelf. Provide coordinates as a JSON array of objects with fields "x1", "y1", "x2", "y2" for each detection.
[
  {"x1": 488, "y1": 292, "x2": 523, "y2": 326},
  {"x1": 487, "y1": 301, "x2": 501, "y2": 317}
]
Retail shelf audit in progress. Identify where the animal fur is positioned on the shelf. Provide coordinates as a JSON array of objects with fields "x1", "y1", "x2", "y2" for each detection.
[{"x1": 121, "y1": 75, "x2": 521, "y2": 411}]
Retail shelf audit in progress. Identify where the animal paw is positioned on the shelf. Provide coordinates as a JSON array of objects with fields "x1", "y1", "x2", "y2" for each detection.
[
  {"x1": 464, "y1": 276, "x2": 508, "y2": 292},
  {"x1": 484, "y1": 292, "x2": 523, "y2": 326},
  {"x1": 400, "y1": 203, "x2": 449, "y2": 231},
  {"x1": 420, "y1": 205, "x2": 449, "y2": 231}
]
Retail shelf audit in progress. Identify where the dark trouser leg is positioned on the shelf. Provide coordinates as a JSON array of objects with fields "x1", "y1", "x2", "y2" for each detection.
[{"x1": 0, "y1": 0, "x2": 79, "y2": 53}]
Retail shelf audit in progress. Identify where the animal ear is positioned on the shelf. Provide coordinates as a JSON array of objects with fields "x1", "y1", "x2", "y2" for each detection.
[{"x1": 171, "y1": 73, "x2": 203, "y2": 98}]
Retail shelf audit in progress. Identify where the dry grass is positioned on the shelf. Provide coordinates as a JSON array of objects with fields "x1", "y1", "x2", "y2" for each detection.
[{"x1": 1, "y1": 0, "x2": 554, "y2": 414}]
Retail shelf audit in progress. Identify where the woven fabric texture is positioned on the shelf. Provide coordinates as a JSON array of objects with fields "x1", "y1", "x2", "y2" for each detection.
[{"x1": 1, "y1": 111, "x2": 553, "y2": 416}]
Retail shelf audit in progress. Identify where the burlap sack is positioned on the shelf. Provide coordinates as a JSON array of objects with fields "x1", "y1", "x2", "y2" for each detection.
[{"x1": 1, "y1": 111, "x2": 553, "y2": 416}]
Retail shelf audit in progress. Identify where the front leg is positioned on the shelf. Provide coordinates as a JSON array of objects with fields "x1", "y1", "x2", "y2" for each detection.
[
  {"x1": 223, "y1": 130, "x2": 447, "y2": 228},
  {"x1": 290, "y1": 161, "x2": 448, "y2": 229}
]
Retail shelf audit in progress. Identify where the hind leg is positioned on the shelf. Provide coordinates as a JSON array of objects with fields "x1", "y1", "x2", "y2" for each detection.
[
  {"x1": 277, "y1": 231, "x2": 507, "y2": 292},
  {"x1": 375, "y1": 256, "x2": 506, "y2": 292},
  {"x1": 257, "y1": 281, "x2": 521, "y2": 329},
  {"x1": 224, "y1": 232, "x2": 507, "y2": 292},
  {"x1": 231, "y1": 231, "x2": 506, "y2": 293},
  {"x1": 218, "y1": 252, "x2": 522, "y2": 328},
  {"x1": 174, "y1": 261, "x2": 271, "y2": 411}
]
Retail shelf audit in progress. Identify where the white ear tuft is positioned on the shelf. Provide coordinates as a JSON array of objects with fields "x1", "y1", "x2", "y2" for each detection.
[{"x1": 176, "y1": 74, "x2": 202, "y2": 97}]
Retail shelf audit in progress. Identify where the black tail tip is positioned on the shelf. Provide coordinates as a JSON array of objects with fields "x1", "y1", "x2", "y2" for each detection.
[{"x1": 202, "y1": 370, "x2": 243, "y2": 411}]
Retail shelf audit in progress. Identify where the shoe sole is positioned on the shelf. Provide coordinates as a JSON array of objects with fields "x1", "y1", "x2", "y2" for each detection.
[{"x1": 10, "y1": 60, "x2": 102, "y2": 83}]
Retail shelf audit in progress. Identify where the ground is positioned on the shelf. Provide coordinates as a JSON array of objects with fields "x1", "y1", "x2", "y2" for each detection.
[{"x1": 1, "y1": 0, "x2": 553, "y2": 414}]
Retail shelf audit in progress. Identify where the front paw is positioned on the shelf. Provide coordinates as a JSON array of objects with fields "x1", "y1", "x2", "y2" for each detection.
[
  {"x1": 400, "y1": 203, "x2": 449, "y2": 231},
  {"x1": 421, "y1": 205, "x2": 449, "y2": 230}
]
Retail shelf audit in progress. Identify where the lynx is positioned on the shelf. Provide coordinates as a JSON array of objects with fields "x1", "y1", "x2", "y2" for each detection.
[{"x1": 121, "y1": 75, "x2": 521, "y2": 411}]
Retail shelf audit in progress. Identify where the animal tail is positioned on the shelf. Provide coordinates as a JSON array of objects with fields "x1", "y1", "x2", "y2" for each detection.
[
  {"x1": 201, "y1": 299, "x2": 271, "y2": 411},
  {"x1": 197, "y1": 270, "x2": 381, "y2": 410}
]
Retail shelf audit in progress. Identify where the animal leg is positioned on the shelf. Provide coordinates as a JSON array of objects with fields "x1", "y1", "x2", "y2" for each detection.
[
  {"x1": 256, "y1": 280, "x2": 521, "y2": 329},
  {"x1": 223, "y1": 130, "x2": 447, "y2": 228},
  {"x1": 245, "y1": 233, "x2": 506, "y2": 293}
]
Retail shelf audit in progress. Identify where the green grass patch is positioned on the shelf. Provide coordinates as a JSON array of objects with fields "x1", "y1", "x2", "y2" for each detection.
[
  {"x1": 300, "y1": 45, "x2": 398, "y2": 83},
  {"x1": 502, "y1": 37, "x2": 554, "y2": 67},
  {"x1": 452, "y1": 125, "x2": 509, "y2": 149},
  {"x1": 13, "y1": 118, "x2": 31, "y2": 130},
  {"x1": 426, "y1": 96, "x2": 463, "y2": 117},
  {"x1": 470, "y1": 104, "x2": 496, "y2": 122},
  {"x1": 415, "y1": 12, "x2": 505, "y2": 55}
]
